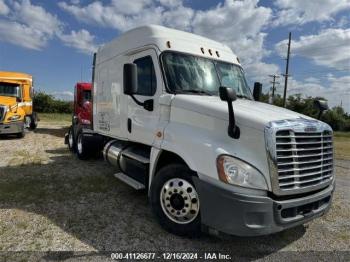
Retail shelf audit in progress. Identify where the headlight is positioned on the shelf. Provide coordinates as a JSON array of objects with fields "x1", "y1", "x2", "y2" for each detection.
[
  {"x1": 217, "y1": 155, "x2": 268, "y2": 190},
  {"x1": 7, "y1": 115, "x2": 21, "y2": 121}
]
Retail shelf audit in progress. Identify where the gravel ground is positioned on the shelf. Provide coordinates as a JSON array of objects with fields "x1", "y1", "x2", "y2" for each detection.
[{"x1": 0, "y1": 121, "x2": 349, "y2": 260}]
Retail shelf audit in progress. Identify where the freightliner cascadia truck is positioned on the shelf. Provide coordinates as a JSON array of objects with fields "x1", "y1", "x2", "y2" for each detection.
[
  {"x1": 66, "y1": 25, "x2": 334, "y2": 237},
  {"x1": 0, "y1": 71, "x2": 38, "y2": 138}
]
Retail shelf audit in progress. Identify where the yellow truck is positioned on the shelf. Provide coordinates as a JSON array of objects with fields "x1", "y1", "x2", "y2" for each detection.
[{"x1": 0, "y1": 71, "x2": 38, "y2": 138}]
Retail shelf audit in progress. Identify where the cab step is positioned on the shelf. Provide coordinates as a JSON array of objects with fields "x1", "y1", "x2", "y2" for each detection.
[
  {"x1": 113, "y1": 172, "x2": 146, "y2": 190},
  {"x1": 121, "y1": 146, "x2": 150, "y2": 164}
]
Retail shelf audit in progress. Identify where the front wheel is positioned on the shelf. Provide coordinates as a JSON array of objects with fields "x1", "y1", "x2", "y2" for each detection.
[
  {"x1": 150, "y1": 164, "x2": 201, "y2": 237},
  {"x1": 29, "y1": 113, "x2": 38, "y2": 130},
  {"x1": 16, "y1": 131, "x2": 25, "y2": 138},
  {"x1": 67, "y1": 127, "x2": 75, "y2": 152}
]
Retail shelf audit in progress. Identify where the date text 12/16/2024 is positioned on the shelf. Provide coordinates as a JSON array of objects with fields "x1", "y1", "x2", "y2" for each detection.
[{"x1": 110, "y1": 252, "x2": 231, "y2": 260}]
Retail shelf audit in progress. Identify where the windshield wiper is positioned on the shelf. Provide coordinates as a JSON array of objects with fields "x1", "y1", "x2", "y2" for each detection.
[{"x1": 178, "y1": 89, "x2": 213, "y2": 96}]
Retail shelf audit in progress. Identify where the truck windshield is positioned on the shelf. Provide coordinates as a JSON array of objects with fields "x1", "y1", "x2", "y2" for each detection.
[
  {"x1": 0, "y1": 82, "x2": 20, "y2": 98},
  {"x1": 162, "y1": 52, "x2": 252, "y2": 99}
]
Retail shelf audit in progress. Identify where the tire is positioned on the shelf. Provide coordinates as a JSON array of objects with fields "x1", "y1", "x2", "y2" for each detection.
[
  {"x1": 67, "y1": 127, "x2": 75, "y2": 152},
  {"x1": 29, "y1": 113, "x2": 38, "y2": 130},
  {"x1": 16, "y1": 131, "x2": 25, "y2": 138},
  {"x1": 75, "y1": 132, "x2": 89, "y2": 160},
  {"x1": 150, "y1": 163, "x2": 201, "y2": 237}
]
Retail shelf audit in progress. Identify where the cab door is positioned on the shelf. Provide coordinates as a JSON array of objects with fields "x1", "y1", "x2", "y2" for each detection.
[{"x1": 127, "y1": 49, "x2": 162, "y2": 145}]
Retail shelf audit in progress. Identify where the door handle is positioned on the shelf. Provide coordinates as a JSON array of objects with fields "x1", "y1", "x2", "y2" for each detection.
[{"x1": 127, "y1": 118, "x2": 132, "y2": 133}]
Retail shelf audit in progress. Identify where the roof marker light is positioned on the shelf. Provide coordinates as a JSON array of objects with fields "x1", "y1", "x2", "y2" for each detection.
[
  {"x1": 237, "y1": 57, "x2": 240, "y2": 63},
  {"x1": 216, "y1": 51, "x2": 220, "y2": 57},
  {"x1": 200, "y1": 47, "x2": 205, "y2": 54},
  {"x1": 208, "y1": 49, "x2": 213, "y2": 56},
  {"x1": 166, "y1": 41, "x2": 171, "y2": 48}
]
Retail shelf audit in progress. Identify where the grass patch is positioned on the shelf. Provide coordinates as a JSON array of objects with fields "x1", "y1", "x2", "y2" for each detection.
[
  {"x1": 334, "y1": 132, "x2": 350, "y2": 138},
  {"x1": 334, "y1": 135, "x2": 350, "y2": 160},
  {"x1": 0, "y1": 171, "x2": 117, "y2": 204},
  {"x1": 38, "y1": 113, "x2": 71, "y2": 123}
]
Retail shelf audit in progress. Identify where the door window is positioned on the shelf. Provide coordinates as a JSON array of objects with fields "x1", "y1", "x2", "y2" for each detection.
[
  {"x1": 133, "y1": 56, "x2": 157, "y2": 96},
  {"x1": 83, "y1": 90, "x2": 91, "y2": 102}
]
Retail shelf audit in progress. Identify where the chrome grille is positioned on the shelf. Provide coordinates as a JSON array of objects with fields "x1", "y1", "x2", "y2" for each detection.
[{"x1": 275, "y1": 130, "x2": 333, "y2": 190}]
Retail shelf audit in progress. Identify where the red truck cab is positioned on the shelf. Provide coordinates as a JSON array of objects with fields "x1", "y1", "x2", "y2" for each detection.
[
  {"x1": 65, "y1": 82, "x2": 93, "y2": 155},
  {"x1": 74, "y1": 82, "x2": 92, "y2": 126}
]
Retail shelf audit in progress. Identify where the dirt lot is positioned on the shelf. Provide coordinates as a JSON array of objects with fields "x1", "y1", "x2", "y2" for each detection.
[{"x1": 0, "y1": 118, "x2": 349, "y2": 259}]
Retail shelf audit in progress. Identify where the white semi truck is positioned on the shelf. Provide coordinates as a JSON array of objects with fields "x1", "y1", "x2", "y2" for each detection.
[{"x1": 68, "y1": 25, "x2": 334, "y2": 237}]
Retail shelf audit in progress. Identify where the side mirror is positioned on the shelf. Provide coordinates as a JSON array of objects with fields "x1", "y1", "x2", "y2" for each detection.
[
  {"x1": 16, "y1": 86, "x2": 22, "y2": 102},
  {"x1": 314, "y1": 99, "x2": 329, "y2": 119},
  {"x1": 123, "y1": 63, "x2": 138, "y2": 95},
  {"x1": 219, "y1": 86, "x2": 240, "y2": 139},
  {"x1": 73, "y1": 115, "x2": 79, "y2": 124},
  {"x1": 123, "y1": 63, "x2": 153, "y2": 112},
  {"x1": 219, "y1": 86, "x2": 237, "y2": 102},
  {"x1": 253, "y1": 82, "x2": 262, "y2": 101}
]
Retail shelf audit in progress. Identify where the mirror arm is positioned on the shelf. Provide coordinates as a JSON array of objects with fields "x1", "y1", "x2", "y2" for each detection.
[
  {"x1": 227, "y1": 101, "x2": 240, "y2": 139},
  {"x1": 130, "y1": 94, "x2": 144, "y2": 107},
  {"x1": 130, "y1": 95, "x2": 153, "y2": 111}
]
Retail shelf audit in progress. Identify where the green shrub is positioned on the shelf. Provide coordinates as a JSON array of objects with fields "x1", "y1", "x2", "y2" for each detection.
[{"x1": 33, "y1": 92, "x2": 73, "y2": 114}]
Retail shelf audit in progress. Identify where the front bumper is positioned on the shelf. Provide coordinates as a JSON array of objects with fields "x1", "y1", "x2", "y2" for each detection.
[
  {"x1": 0, "y1": 121, "x2": 24, "y2": 135},
  {"x1": 194, "y1": 177, "x2": 334, "y2": 236}
]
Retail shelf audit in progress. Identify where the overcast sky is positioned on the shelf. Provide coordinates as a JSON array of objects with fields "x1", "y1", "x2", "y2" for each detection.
[{"x1": 0, "y1": 0, "x2": 349, "y2": 112}]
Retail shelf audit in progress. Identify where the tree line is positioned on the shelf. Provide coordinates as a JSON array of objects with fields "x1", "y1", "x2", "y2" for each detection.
[
  {"x1": 260, "y1": 93, "x2": 350, "y2": 131},
  {"x1": 33, "y1": 92, "x2": 73, "y2": 114}
]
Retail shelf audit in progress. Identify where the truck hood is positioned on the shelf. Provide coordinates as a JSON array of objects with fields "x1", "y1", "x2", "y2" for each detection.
[
  {"x1": 171, "y1": 95, "x2": 313, "y2": 131},
  {"x1": 0, "y1": 96, "x2": 16, "y2": 107}
]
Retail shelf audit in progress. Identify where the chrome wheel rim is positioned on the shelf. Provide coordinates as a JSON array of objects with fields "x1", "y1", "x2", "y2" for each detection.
[
  {"x1": 68, "y1": 131, "x2": 73, "y2": 148},
  {"x1": 160, "y1": 178, "x2": 200, "y2": 224},
  {"x1": 77, "y1": 135, "x2": 83, "y2": 154}
]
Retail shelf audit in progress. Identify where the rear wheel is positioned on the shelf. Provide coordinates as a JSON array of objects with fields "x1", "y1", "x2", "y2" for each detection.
[
  {"x1": 76, "y1": 132, "x2": 89, "y2": 160},
  {"x1": 150, "y1": 164, "x2": 201, "y2": 237}
]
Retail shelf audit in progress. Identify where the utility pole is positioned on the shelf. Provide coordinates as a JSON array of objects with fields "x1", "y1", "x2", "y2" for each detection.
[
  {"x1": 282, "y1": 32, "x2": 292, "y2": 108},
  {"x1": 269, "y1": 74, "x2": 280, "y2": 103}
]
